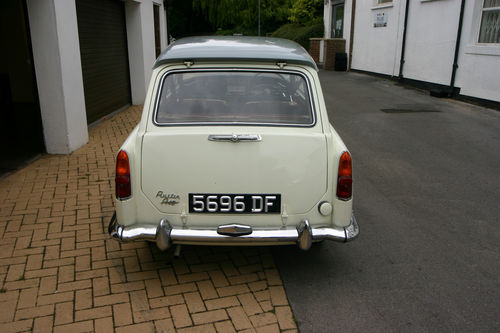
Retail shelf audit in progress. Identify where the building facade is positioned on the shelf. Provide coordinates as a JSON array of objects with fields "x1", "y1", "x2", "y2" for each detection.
[
  {"x1": 323, "y1": 0, "x2": 500, "y2": 104},
  {"x1": 1, "y1": 0, "x2": 167, "y2": 160}
]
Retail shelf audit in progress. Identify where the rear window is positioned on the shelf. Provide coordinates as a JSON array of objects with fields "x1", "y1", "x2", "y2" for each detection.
[{"x1": 154, "y1": 70, "x2": 315, "y2": 126}]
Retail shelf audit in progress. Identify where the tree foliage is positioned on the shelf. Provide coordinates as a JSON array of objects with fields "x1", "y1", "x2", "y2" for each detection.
[
  {"x1": 271, "y1": 21, "x2": 323, "y2": 50},
  {"x1": 191, "y1": 0, "x2": 294, "y2": 35},
  {"x1": 168, "y1": 0, "x2": 324, "y2": 37},
  {"x1": 289, "y1": 0, "x2": 324, "y2": 25},
  {"x1": 167, "y1": 0, "x2": 212, "y2": 38}
]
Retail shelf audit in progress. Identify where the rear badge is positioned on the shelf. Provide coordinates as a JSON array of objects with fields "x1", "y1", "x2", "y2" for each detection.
[{"x1": 156, "y1": 191, "x2": 180, "y2": 206}]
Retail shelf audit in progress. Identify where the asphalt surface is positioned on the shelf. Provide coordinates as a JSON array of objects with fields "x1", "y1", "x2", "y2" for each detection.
[{"x1": 273, "y1": 71, "x2": 500, "y2": 333}]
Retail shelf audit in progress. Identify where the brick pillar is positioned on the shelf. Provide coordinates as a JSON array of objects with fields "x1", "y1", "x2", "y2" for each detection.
[
  {"x1": 323, "y1": 38, "x2": 346, "y2": 71},
  {"x1": 309, "y1": 38, "x2": 322, "y2": 64}
]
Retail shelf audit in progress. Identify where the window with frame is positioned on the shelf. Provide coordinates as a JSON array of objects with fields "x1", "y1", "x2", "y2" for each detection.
[
  {"x1": 479, "y1": 0, "x2": 500, "y2": 43},
  {"x1": 155, "y1": 71, "x2": 315, "y2": 126}
]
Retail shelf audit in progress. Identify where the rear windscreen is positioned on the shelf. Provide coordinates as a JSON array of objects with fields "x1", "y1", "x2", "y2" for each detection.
[{"x1": 154, "y1": 71, "x2": 314, "y2": 126}]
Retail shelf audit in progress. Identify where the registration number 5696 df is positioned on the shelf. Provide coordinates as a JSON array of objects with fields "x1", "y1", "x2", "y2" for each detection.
[{"x1": 189, "y1": 194, "x2": 281, "y2": 214}]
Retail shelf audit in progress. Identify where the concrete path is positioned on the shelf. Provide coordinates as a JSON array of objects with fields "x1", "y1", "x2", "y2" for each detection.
[{"x1": 0, "y1": 105, "x2": 297, "y2": 333}]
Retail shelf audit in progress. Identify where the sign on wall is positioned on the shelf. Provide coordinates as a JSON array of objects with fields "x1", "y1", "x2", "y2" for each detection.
[{"x1": 374, "y1": 12, "x2": 388, "y2": 28}]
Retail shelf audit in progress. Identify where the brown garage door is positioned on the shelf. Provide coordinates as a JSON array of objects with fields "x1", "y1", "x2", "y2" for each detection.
[{"x1": 76, "y1": 0, "x2": 131, "y2": 124}]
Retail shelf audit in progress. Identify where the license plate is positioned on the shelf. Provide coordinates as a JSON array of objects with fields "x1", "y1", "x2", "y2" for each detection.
[{"x1": 189, "y1": 194, "x2": 281, "y2": 214}]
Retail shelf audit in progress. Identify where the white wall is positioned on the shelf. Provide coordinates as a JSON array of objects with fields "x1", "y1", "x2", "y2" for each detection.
[
  {"x1": 26, "y1": 0, "x2": 88, "y2": 154},
  {"x1": 455, "y1": 0, "x2": 500, "y2": 102},
  {"x1": 159, "y1": 1, "x2": 168, "y2": 50},
  {"x1": 324, "y1": 2, "x2": 333, "y2": 39},
  {"x1": 403, "y1": 0, "x2": 461, "y2": 86},
  {"x1": 126, "y1": 0, "x2": 168, "y2": 105},
  {"x1": 327, "y1": 0, "x2": 500, "y2": 103},
  {"x1": 350, "y1": 1, "x2": 406, "y2": 76}
]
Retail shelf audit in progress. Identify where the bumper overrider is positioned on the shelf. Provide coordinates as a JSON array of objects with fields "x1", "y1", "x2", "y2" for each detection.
[{"x1": 108, "y1": 213, "x2": 359, "y2": 251}]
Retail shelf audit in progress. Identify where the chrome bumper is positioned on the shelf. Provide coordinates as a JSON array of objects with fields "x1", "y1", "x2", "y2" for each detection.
[{"x1": 108, "y1": 213, "x2": 359, "y2": 251}]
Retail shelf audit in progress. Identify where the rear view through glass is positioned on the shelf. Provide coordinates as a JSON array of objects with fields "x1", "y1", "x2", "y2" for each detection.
[{"x1": 154, "y1": 71, "x2": 315, "y2": 126}]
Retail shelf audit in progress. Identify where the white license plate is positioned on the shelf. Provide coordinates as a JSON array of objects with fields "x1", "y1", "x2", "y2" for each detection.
[{"x1": 189, "y1": 194, "x2": 281, "y2": 214}]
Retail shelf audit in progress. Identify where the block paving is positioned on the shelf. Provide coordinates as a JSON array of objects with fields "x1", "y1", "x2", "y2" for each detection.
[{"x1": 0, "y1": 106, "x2": 298, "y2": 332}]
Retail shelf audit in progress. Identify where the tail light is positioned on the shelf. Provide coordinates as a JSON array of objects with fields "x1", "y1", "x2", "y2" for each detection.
[
  {"x1": 336, "y1": 151, "x2": 352, "y2": 200},
  {"x1": 115, "y1": 150, "x2": 131, "y2": 199}
]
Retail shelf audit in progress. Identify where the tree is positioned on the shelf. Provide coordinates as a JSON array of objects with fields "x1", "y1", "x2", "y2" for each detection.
[
  {"x1": 167, "y1": 0, "x2": 212, "y2": 38},
  {"x1": 191, "y1": 0, "x2": 294, "y2": 36},
  {"x1": 289, "y1": 0, "x2": 323, "y2": 25}
]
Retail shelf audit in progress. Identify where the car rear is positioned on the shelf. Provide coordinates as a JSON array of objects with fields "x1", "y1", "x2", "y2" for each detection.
[{"x1": 109, "y1": 36, "x2": 358, "y2": 250}]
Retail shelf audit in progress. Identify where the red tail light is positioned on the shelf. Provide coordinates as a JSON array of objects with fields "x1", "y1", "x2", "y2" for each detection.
[
  {"x1": 336, "y1": 151, "x2": 352, "y2": 200},
  {"x1": 115, "y1": 150, "x2": 131, "y2": 199}
]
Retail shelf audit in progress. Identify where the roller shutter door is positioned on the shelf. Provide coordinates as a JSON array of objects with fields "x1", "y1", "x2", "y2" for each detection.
[{"x1": 76, "y1": 0, "x2": 131, "y2": 124}]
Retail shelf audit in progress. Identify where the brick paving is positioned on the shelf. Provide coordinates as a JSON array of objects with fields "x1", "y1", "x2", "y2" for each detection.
[{"x1": 0, "y1": 106, "x2": 298, "y2": 333}]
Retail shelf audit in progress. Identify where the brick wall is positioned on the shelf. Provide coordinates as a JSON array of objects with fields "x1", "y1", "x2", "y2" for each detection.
[
  {"x1": 324, "y1": 39, "x2": 346, "y2": 71},
  {"x1": 309, "y1": 38, "x2": 322, "y2": 64}
]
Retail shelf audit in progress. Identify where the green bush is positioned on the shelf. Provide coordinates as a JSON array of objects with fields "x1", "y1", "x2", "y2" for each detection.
[
  {"x1": 271, "y1": 20, "x2": 324, "y2": 50},
  {"x1": 289, "y1": 0, "x2": 323, "y2": 25},
  {"x1": 215, "y1": 29, "x2": 237, "y2": 36}
]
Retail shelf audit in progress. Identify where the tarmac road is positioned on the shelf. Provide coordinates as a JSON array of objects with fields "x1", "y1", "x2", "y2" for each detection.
[{"x1": 273, "y1": 71, "x2": 500, "y2": 333}]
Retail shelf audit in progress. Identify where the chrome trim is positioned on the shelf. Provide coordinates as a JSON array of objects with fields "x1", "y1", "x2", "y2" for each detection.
[
  {"x1": 296, "y1": 219, "x2": 312, "y2": 251},
  {"x1": 217, "y1": 224, "x2": 253, "y2": 236},
  {"x1": 208, "y1": 134, "x2": 262, "y2": 143},
  {"x1": 344, "y1": 213, "x2": 360, "y2": 242},
  {"x1": 171, "y1": 228, "x2": 299, "y2": 243},
  {"x1": 108, "y1": 213, "x2": 359, "y2": 251},
  {"x1": 151, "y1": 69, "x2": 317, "y2": 128},
  {"x1": 156, "y1": 218, "x2": 172, "y2": 250}
]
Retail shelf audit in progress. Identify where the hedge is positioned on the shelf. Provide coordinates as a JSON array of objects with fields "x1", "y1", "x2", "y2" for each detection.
[{"x1": 271, "y1": 21, "x2": 324, "y2": 50}]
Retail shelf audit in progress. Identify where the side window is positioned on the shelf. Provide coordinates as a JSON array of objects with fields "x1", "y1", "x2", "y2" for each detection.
[{"x1": 479, "y1": 0, "x2": 500, "y2": 43}]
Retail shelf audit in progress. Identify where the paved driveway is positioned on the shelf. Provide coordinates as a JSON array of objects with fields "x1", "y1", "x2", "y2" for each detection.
[
  {"x1": 0, "y1": 106, "x2": 297, "y2": 333},
  {"x1": 274, "y1": 71, "x2": 500, "y2": 333}
]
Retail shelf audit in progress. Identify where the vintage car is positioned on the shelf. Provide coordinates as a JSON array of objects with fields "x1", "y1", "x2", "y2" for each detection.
[{"x1": 108, "y1": 36, "x2": 359, "y2": 251}]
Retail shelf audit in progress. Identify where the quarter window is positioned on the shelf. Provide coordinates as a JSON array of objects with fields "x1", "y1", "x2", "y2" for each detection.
[
  {"x1": 155, "y1": 71, "x2": 314, "y2": 126},
  {"x1": 479, "y1": 0, "x2": 500, "y2": 43}
]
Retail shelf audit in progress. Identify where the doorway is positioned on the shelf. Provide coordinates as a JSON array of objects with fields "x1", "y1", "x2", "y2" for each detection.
[
  {"x1": 76, "y1": 0, "x2": 132, "y2": 124},
  {"x1": 0, "y1": 0, "x2": 45, "y2": 176},
  {"x1": 331, "y1": 3, "x2": 344, "y2": 38}
]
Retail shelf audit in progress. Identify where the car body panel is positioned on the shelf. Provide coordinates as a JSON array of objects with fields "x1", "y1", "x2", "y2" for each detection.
[{"x1": 141, "y1": 128, "x2": 328, "y2": 217}]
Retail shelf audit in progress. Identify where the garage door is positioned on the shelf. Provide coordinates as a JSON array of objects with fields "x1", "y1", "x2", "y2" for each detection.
[{"x1": 76, "y1": 0, "x2": 131, "y2": 124}]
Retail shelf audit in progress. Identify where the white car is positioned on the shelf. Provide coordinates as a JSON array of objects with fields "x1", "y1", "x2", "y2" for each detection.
[{"x1": 109, "y1": 36, "x2": 359, "y2": 251}]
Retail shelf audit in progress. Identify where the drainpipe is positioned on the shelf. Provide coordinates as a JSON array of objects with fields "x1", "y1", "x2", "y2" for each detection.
[
  {"x1": 449, "y1": 0, "x2": 466, "y2": 96},
  {"x1": 348, "y1": 0, "x2": 356, "y2": 70},
  {"x1": 164, "y1": 0, "x2": 169, "y2": 44},
  {"x1": 258, "y1": 0, "x2": 261, "y2": 36},
  {"x1": 398, "y1": 0, "x2": 410, "y2": 79}
]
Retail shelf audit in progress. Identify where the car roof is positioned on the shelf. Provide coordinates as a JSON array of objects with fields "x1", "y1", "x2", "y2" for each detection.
[{"x1": 153, "y1": 36, "x2": 318, "y2": 71}]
